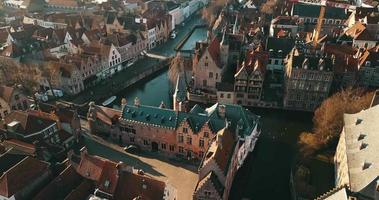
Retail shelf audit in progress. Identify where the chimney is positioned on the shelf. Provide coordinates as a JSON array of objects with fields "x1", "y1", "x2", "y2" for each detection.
[
  {"x1": 134, "y1": 97, "x2": 140, "y2": 107},
  {"x1": 121, "y1": 98, "x2": 127, "y2": 110},
  {"x1": 218, "y1": 104, "x2": 226, "y2": 119}
]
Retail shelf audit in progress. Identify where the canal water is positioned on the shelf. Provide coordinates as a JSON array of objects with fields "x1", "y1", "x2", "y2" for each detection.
[
  {"x1": 113, "y1": 70, "x2": 172, "y2": 109},
  {"x1": 108, "y1": 13, "x2": 316, "y2": 200},
  {"x1": 114, "y1": 71, "x2": 314, "y2": 200}
]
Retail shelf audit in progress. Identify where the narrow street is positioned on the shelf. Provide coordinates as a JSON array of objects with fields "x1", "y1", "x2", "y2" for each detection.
[{"x1": 81, "y1": 132, "x2": 198, "y2": 200}]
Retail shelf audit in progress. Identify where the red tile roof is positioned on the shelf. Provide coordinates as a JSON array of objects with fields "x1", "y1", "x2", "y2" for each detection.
[
  {"x1": 76, "y1": 153, "x2": 106, "y2": 181},
  {"x1": 94, "y1": 106, "x2": 121, "y2": 126},
  {"x1": 344, "y1": 22, "x2": 375, "y2": 41},
  {"x1": 0, "y1": 157, "x2": 50, "y2": 198},
  {"x1": 207, "y1": 37, "x2": 222, "y2": 68},
  {"x1": 74, "y1": 152, "x2": 166, "y2": 199},
  {"x1": 97, "y1": 160, "x2": 119, "y2": 195},
  {"x1": 38, "y1": 103, "x2": 76, "y2": 124},
  {"x1": 2, "y1": 110, "x2": 57, "y2": 136}
]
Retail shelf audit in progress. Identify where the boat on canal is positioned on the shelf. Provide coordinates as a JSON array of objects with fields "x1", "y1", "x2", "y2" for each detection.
[{"x1": 102, "y1": 96, "x2": 117, "y2": 106}]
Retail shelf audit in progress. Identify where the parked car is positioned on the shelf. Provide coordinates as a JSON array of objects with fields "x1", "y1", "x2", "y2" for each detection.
[{"x1": 123, "y1": 145, "x2": 140, "y2": 153}]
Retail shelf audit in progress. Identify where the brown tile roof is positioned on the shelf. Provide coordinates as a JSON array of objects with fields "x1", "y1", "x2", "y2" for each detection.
[
  {"x1": 0, "y1": 157, "x2": 50, "y2": 198},
  {"x1": 344, "y1": 22, "x2": 375, "y2": 41},
  {"x1": 2, "y1": 110, "x2": 57, "y2": 136},
  {"x1": 38, "y1": 102, "x2": 76, "y2": 124},
  {"x1": 97, "y1": 160, "x2": 119, "y2": 195},
  {"x1": 32, "y1": 165, "x2": 82, "y2": 200},
  {"x1": 94, "y1": 106, "x2": 121, "y2": 126},
  {"x1": 75, "y1": 152, "x2": 119, "y2": 194},
  {"x1": 114, "y1": 171, "x2": 166, "y2": 200},
  {"x1": 207, "y1": 37, "x2": 222, "y2": 68},
  {"x1": 324, "y1": 44, "x2": 359, "y2": 73},
  {"x1": 194, "y1": 171, "x2": 224, "y2": 197},
  {"x1": 2, "y1": 139, "x2": 36, "y2": 155},
  {"x1": 0, "y1": 29, "x2": 9, "y2": 44},
  {"x1": 64, "y1": 180, "x2": 94, "y2": 200},
  {"x1": 0, "y1": 43, "x2": 22, "y2": 58},
  {"x1": 0, "y1": 145, "x2": 5, "y2": 155},
  {"x1": 74, "y1": 152, "x2": 166, "y2": 199},
  {"x1": 359, "y1": 49, "x2": 379, "y2": 67},
  {"x1": 213, "y1": 128, "x2": 236, "y2": 173},
  {"x1": 0, "y1": 85, "x2": 15, "y2": 103},
  {"x1": 83, "y1": 30, "x2": 102, "y2": 43},
  {"x1": 47, "y1": 0, "x2": 79, "y2": 7},
  {"x1": 325, "y1": 44, "x2": 358, "y2": 56},
  {"x1": 76, "y1": 153, "x2": 106, "y2": 181},
  {"x1": 81, "y1": 43, "x2": 112, "y2": 58}
]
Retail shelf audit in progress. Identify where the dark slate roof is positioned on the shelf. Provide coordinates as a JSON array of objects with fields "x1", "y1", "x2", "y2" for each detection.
[
  {"x1": 0, "y1": 153, "x2": 26, "y2": 176},
  {"x1": 292, "y1": 3, "x2": 348, "y2": 19},
  {"x1": 266, "y1": 37, "x2": 295, "y2": 58},
  {"x1": 189, "y1": 104, "x2": 205, "y2": 114},
  {"x1": 216, "y1": 82, "x2": 234, "y2": 92},
  {"x1": 122, "y1": 103, "x2": 259, "y2": 136},
  {"x1": 292, "y1": 55, "x2": 333, "y2": 71}
]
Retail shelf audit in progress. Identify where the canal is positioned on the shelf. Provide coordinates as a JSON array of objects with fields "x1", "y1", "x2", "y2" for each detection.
[
  {"x1": 101, "y1": 13, "x2": 319, "y2": 200},
  {"x1": 111, "y1": 63, "x2": 314, "y2": 199}
]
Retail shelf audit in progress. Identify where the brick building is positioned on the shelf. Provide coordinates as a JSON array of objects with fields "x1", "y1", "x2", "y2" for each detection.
[{"x1": 283, "y1": 44, "x2": 334, "y2": 111}]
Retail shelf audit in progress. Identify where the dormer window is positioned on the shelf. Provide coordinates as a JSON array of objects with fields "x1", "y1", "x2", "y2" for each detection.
[
  {"x1": 360, "y1": 143, "x2": 368, "y2": 150},
  {"x1": 358, "y1": 134, "x2": 366, "y2": 141},
  {"x1": 365, "y1": 61, "x2": 371, "y2": 67},
  {"x1": 363, "y1": 162, "x2": 372, "y2": 170},
  {"x1": 104, "y1": 180, "x2": 110, "y2": 188}
]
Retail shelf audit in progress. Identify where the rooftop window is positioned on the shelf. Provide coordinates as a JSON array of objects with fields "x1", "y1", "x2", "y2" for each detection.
[
  {"x1": 358, "y1": 134, "x2": 366, "y2": 141},
  {"x1": 360, "y1": 143, "x2": 368, "y2": 150},
  {"x1": 363, "y1": 162, "x2": 372, "y2": 170}
]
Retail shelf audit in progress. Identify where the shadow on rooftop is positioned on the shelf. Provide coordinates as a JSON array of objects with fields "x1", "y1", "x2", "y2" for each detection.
[{"x1": 82, "y1": 133, "x2": 165, "y2": 177}]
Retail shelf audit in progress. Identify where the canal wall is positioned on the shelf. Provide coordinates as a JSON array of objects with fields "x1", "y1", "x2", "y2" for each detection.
[
  {"x1": 64, "y1": 58, "x2": 171, "y2": 110},
  {"x1": 97, "y1": 59, "x2": 172, "y2": 103},
  {"x1": 175, "y1": 24, "x2": 208, "y2": 53}
]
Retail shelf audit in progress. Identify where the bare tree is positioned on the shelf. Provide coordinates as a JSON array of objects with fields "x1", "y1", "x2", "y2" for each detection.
[
  {"x1": 201, "y1": 0, "x2": 232, "y2": 26},
  {"x1": 39, "y1": 62, "x2": 58, "y2": 98},
  {"x1": 0, "y1": 57, "x2": 40, "y2": 94},
  {"x1": 168, "y1": 55, "x2": 184, "y2": 86},
  {"x1": 298, "y1": 87, "x2": 374, "y2": 157}
]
